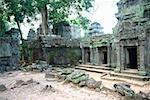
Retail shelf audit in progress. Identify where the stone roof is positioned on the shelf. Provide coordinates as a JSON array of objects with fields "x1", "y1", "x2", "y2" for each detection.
[
  {"x1": 41, "y1": 36, "x2": 80, "y2": 47},
  {"x1": 81, "y1": 34, "x2": 113, "y2": 47}
]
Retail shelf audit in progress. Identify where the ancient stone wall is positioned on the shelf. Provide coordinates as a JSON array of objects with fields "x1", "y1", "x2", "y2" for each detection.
[
  {"x1": 24, "y1": 36, "x2": 81, "y2": 65},
  {"x1": 114, "y1": 0, "x2": 150, "y2": 75},
  {"x1": 81, "y1": 34, "x2": 113, "y2": 67},
  {"x1": 0, "y1": 34, "x2": 20, "y2": 72},
  {"x1": 46, "y1": 47, "x2": 81, "y2": 65}
]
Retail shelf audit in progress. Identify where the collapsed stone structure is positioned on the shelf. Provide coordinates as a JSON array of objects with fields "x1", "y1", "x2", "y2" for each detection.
[
  {"x1": 25, "y1": 21, "x2": 81, "y2": 65},
  {"x1": 52, "y1": 21, "x2": 82, "y2": 39},
  {"x1": 0, "y1": 28, "x2": 20, "y2": 72},
  {"x1": 81, "y1": 0, "x2": 150, "y2": 75},
  {"x1": 42, "y1": 36, "x2": 81, "y2": 65}
]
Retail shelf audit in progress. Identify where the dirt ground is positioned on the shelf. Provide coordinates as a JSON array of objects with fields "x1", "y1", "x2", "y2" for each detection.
[{"x1": 0, "y1": 71, "x2": 125, "y2": 100}]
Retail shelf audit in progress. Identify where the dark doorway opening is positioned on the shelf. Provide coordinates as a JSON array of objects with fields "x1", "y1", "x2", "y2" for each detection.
[
  {"x1": 127, "y1": 47, "x2": 137, "y2": 69},
  {"x1": 87, "y1": 51, "x2": 90, "y2": 63},
  {"x1": 103, "y1": 51, "x2": 107, "y2": 64},
  {"x1": 84, "y1": 47, "x2": 90, "y2": 63}
]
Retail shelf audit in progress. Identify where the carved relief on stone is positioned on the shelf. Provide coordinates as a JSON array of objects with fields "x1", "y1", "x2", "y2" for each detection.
[{"x1": 116, "y1": 20, "x2": 146, "y2": 40}]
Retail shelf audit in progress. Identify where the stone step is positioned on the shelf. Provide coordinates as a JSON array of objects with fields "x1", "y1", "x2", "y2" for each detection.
[
  {"x1": 76, "y1": 65, "x2": 150, "y2": 84},
  {"x1": 110, "y1": 72, "x2": 150, "y2": 81},
  {"x1": 121, "y1": 69, "x2": 139, "y2": 75},
  {"x1": 102, "y1": 75, "x2": 150, "y2": 86},
  {"x1": 75, "y1": 66, "x2": 111, "y2": 74},
  {"x1": 78, "y1": 64, "x2": 112, "y2": 71}
]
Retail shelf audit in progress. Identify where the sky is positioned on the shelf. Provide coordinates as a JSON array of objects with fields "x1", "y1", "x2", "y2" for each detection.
[
  {"x1": 21, "y1": 0, "x2": 119, "y2": 39},
  {"x1": 89, "y1": 0, "x2": 119, "y2": 34}
]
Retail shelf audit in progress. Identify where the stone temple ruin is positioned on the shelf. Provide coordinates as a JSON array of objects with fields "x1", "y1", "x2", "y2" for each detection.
[
  {"x1": 23, "y1": 0, "x2": 150, "y2": 76},
  {"x1": 80, "y1": 0, "x2": 150, "y2": 76},
  {"x1": 114, "y1": 0, "x2": 150, "y2": 75},
  {"x1": 24, "y1": 21, "x2": 81, "y2": 65},
  {"x1": 0, "y1": 28, "x2": 20, "y2": 72},
  {"x1": 0, "y1": 0, "x2": 149, "y2": 78}
]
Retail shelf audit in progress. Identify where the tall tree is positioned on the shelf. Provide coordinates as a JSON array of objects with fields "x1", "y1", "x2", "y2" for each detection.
[
  {"x1": 35, "y1": 0, "x2": 94, "y2": 35},
  {"x1": 3, "y1": 0, "x2": 35, "y2": 43},
  {"x1": 35, "y1": 0, "x2": 49, "y2": 35},
  {"x1": 2, "y1": 0, "x2": 36, "y2": 61},
  {"x1": 0, "y1": 0, "x2": 9, "y2": 35}
]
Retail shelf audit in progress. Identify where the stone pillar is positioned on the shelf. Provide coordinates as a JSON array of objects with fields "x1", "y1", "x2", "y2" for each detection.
[
  {"x1": 95, "y1": 47, "x2": 99, "y2": 65},
  {"x1": 107, "y1": 44, "x2": 111, "y2": 67},
  {"x1": 138, "y1": 42, "x2": 147, "y2": 75},
  {"x1": 81, "y1": 47, "x2": 85, "y2": 64},
  {"x1": 90, "y1": 47, "x2": 93, "y2": 64},
  {"x1": 120, "y1": 45, "x2": 125, "y2": 70},
  {"x1": 115, "y1": 43, "x2": 121, "y2": 72}
]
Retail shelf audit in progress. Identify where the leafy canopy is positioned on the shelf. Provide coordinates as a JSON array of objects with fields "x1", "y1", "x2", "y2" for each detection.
[{"x1": 34, "y1": 0, "x2": 94, "y2": 28}]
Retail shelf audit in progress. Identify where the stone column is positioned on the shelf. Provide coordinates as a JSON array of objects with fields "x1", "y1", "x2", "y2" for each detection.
[
  {"x1": 90, "y1": 47, "x2": 93, "y2": 64},
  {"x1": 120, "y1": 45, "x2": 125, "y2": 70},
  {"x1": 95, "y1": 47, "x2": 99, "y2": 65},
  {"x1": 115, "y1": 43, "x2": 121, "y2": 72},
  {"x1": 107, "y1": 44, "x2": 111, "y2": 67},
  {"x1": 139, "y1": 41, "x2": 147, "y2": 75},
  {"x1": 81, "y1": 47, "x2": 85, "y2": 64}
]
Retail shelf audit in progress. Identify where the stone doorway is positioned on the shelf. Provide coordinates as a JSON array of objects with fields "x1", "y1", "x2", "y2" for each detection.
[
  {"x1": 103, "y1": 51, "x2": 107, "y2": 64},
  {"x1": 84, "y1": 47, "x2": 90, "y2": 63},
  {"x1": 125, "y1": 47, "x2": 138, "y2": 69},
  {"x1": 98, "y1": 46, "x2": 108, "y2": 65}
]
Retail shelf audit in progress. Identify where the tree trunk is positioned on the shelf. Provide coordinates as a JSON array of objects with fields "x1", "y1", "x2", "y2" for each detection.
[
  {"x1": 41, "y1": 5, "x2": 49, "y2": 35},
  {"x1": 16, "y1": 19, "x2": 23, "y2": 44},
  {"x1": 16, "y1": 19, "x2": 24, "y2": 61}
]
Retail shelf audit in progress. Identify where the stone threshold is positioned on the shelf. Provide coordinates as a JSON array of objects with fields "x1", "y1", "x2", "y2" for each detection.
[
  {"x1": 110, "y1": 72, "x2": 150, "y2": 81},
  {"x1": 78, "y1": 64, "x2": 112, "y2": 70},
  {"x1": 75, "y1": 66, "x2": 111, "y2": 74}
]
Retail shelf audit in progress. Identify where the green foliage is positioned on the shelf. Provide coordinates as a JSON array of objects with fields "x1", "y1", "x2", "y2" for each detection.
[
  {"x1": 4, "y1": 0, "x2": 36, "y2": 23},
  {"x1": 0, "y1": 1, "x2": 9, "y2": 34},
  {"x1": 47, "y1": 0, "x2": 93, "y2": 26},
  {"x1": 34, "y1": 0, "x2": 49, "y2": 10},
  {"x1": 70, "y1": 16, "x2": 91, "y2": 30},
  {"x1": 1, "y1": 0, "x2": 93, "y2": 36}
]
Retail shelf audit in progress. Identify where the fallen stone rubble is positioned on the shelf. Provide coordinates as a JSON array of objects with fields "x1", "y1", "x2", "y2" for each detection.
[
  {"x1": 11, "y1": 78, "x2": 40, "y2": 89},
  {"x1": 45, "y1": 67, "x2": 102, "y2": 91},
  {"x1": 0, "y1": 78, "x2": 40, "y2": 93},
  {"x1": 45, "y1": 67, "x2": 150, "y2": 99},
  {"x1": 20, "y1": 60, "x2": 50, "y2": 72},
  {"x1": 114, "y1": 83, "x2": 150, "y2": 100},
  {"x1": 114, "y1": 83, "x2": 135, "y2": 96},
  {"x1": 0, "y1": 84, "x2": 7, "y2": 92}
]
